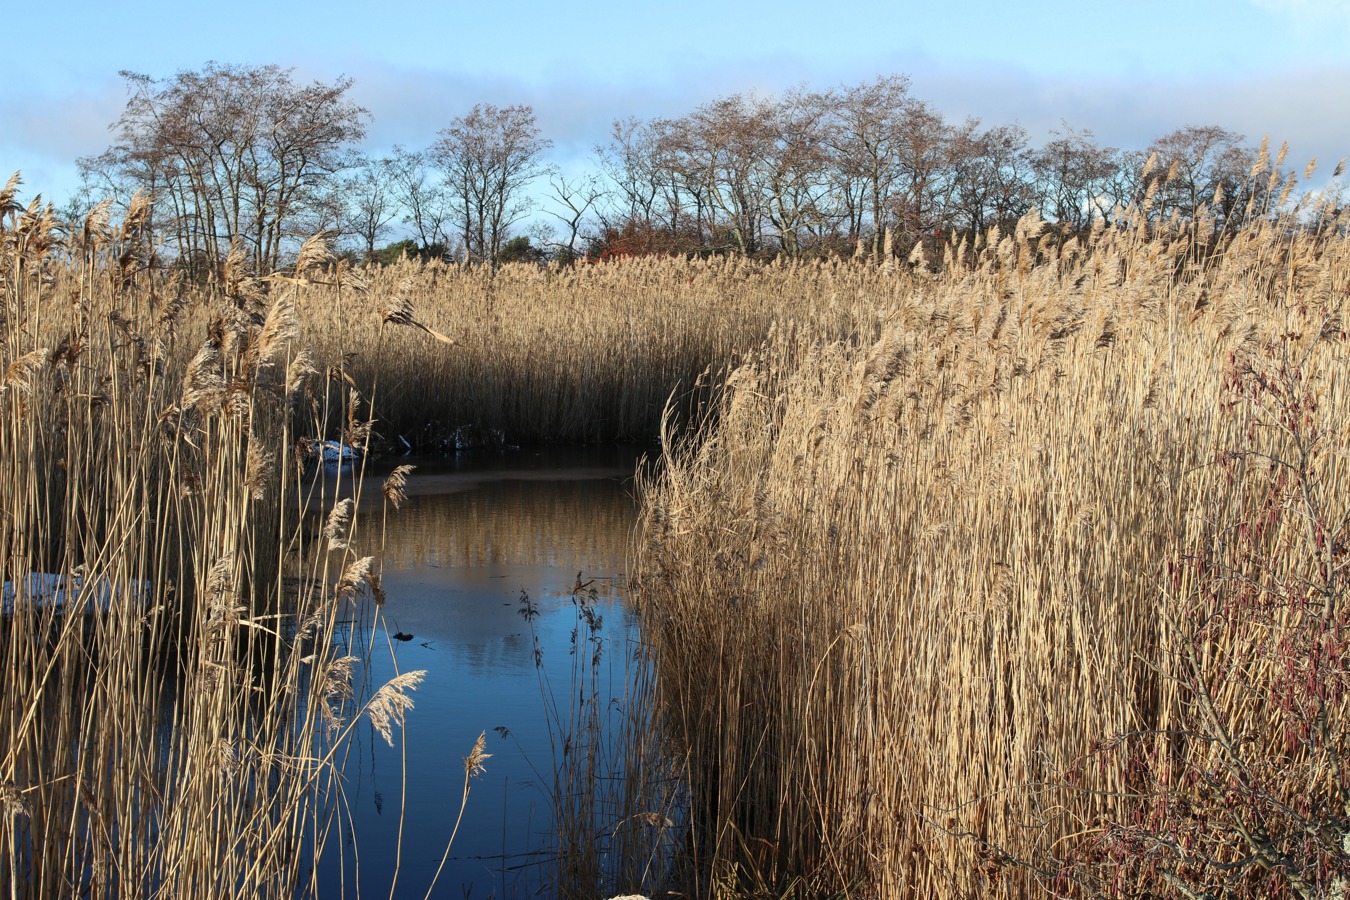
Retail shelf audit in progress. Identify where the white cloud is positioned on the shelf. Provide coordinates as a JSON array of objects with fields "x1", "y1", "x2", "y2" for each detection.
[
  {"x1": 1, "y1": 77, "x2": 127, "y2": 204},
  {"x1": 910, "y1": 60, "x2": 1350, "y2": 167}
]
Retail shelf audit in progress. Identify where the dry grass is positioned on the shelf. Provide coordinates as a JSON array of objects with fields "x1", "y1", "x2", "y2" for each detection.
[
  {"x1": 0, "y1": 179, "x2": 425, "y2": 897},
  {"x1": 633, "y1": 202, "x2": 1350, "y2": 896},
  {"x1": 6, "y1": 161, "x2": 1348, "y2": 898},
  {"x1": 297, "y1": 255, "x2": 904, "y2": 445}
]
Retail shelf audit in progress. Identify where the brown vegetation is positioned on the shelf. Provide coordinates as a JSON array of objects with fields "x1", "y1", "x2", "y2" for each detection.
[
  {"x1": 297, "y1": 254, "x2": 900, "y2": 445},
  {"x1": 634, "y1": 195, "x2": 1350, "y2": 896},
  {"x1": 0, "y1": 178, "x2": 422, "y2": 897},
  {"x1": 5, "y1": 149, "x2": 1349, "y2": 897}
]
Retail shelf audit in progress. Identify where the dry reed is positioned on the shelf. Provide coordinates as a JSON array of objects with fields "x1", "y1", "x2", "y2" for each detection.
[
  {"x1": 7, "y1": 160, "x2": 1346, "y2": 898},
  {"x1": 298, "y1": 254, "x2": 902, "y2": 445},
  {"x1": 634, "y1": 199, "x2": 1350, "y2": 896},
  {"x1": 0, "y1": 175, "x2": 429, "y2": 898}
]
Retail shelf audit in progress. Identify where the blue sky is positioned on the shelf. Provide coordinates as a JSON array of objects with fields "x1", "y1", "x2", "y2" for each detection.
[{"x1": 4, "y1": 0, "x2": 1348, "y2": 208}]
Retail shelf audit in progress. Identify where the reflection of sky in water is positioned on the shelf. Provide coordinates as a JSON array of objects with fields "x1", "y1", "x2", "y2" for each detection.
[{"x1": 310, "y1": 447, "x2": 646, "y2": 898}]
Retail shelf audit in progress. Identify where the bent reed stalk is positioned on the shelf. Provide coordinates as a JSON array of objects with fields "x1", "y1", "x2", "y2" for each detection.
[
  {"x1": 0, "y1": 179, "x2": 422, "y2": 898},
  {"x1": 634, "y1": 200, "x2": 1350, "y2": 896}
]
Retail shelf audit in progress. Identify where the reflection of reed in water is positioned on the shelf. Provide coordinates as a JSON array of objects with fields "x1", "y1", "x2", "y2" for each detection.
[{"x1": 377, "y1": 477, "x2": 637, "y2": 571}]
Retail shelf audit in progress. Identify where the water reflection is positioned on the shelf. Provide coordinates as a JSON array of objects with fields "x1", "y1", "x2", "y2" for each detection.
[
  {"x1": 379, "y1": 479, "x2": 632, "y2": 576},
  {"x1": 312, "y1": 446, "x2": 648, "y2": 898}
]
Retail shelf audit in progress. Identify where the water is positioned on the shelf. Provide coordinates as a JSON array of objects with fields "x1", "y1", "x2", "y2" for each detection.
[{"x1": 310, "y1": 445, "x2": 653, "y2": 898}]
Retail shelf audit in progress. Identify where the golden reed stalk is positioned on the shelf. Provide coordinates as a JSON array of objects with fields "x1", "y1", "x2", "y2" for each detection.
[
  {"x1": 0, "y1": 180, "x2": 425, "y2": 898},
  {"x1": 634, "y1": 200, "x2": 1349, "y2": 897}
]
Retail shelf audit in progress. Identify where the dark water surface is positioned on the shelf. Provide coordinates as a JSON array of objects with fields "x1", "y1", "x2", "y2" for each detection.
[{"x1": 313, "y1": 445, "x2": 652, "y2": 898}]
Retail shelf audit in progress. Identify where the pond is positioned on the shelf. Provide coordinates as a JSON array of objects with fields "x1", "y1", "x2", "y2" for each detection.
[{"x1": 309, "y1": 445, "x2": 660, "y2": 898}]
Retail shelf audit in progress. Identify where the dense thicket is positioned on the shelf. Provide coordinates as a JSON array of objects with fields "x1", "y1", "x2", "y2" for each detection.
[{"x1": 634, "y1": 197, "x2": 1350, "y2": 898}]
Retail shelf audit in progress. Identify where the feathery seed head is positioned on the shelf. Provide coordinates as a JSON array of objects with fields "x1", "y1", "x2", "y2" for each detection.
[
  {"x1": 295, "y1": 231, "x2": 335, "y2": 277},
  {"x1": 382, "y1": 464, "x2": 416, "y2": 510},
  {"x1": 325, "y1": 499, "x2": 352, "y2": 551},
  {"x1": 463, "y1": 730, "x2": 491, "y2": 778},
  {"x1": 336, "y1": 556, "x2": 374, "y2": 602},
  {"x1": 366, "y1": 670, "x2": 427, "y2": 746}
]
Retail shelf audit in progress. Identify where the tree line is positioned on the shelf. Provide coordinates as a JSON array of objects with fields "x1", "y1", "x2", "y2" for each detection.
[{"x1": 74, "y1": 64, "x2": 1341, "y2": 272}]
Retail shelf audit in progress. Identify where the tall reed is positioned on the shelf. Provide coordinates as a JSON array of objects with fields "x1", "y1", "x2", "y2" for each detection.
[
  {"x1": 8, "y1": 161, "x2": 1344, "y2": 898},
  {"x1": 0, "y1": 177, "x2": 422, "y2": 898},
  {"x1": 297, "y1": 254, "x2": 903, "y2": 445},
  {"x1": 634, "y1": 199, "x2": 1350, "y2": 896}
]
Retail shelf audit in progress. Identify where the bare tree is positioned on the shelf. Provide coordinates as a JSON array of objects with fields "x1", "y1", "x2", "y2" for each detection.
[
  {"x1": 595, "y1": 116, "x2": 665, "y2": 232},
  {"x1": 759, "y1": 87, "x2": 835, "y2": 256},
  {"x1": 82, "y1": 63, "x2": 367, "y2": 277},
  {"x1": 387, "y1": 145, "x2": 452, "y2": 256},
  {"x1": 594, "y1": 116, "x2": 707, "y2": 256},
  {"x1": 341, "y1": 154, "x2": 398, "y2": 260},
  {"x1": 1103, "y1": 148, "x2": 1153, "y2": 217},
  {"x1": 1146, "y1": 125, "x2": 1260, "y2": 228},
  {"x1": 1030, "y1": 124, "x2": 1120, "y2": 232},
  {"x1": 429, "y1": 104, "x2": 551, "y2": 266},
  {"x1": 948, "y1": 122, "x2": 1036, "y2": 236},
  {"x1": 890, "y1": 99, "x2": 956, "y2": 247},
  {"x1": 543, "y1": 172, "x2": 606, "y2": 261},
  {"x1": 664, "y1": 94, "x2": 772, "y2": 255},
  {"x1": 826, "y1": 75, "x2": 912, "y2": 257}
]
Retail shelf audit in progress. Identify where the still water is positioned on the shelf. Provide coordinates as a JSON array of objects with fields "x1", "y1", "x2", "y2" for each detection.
[{"x1": 311, "y1": 445, "x2": 652, "y2": 898}]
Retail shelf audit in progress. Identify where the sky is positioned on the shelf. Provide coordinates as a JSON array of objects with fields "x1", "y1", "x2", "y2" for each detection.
[{"x1": 3, "y1": 0, "x2": 1348, "y2": 214}]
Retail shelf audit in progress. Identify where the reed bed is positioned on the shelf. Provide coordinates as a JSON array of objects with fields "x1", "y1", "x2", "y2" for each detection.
[
  {"x1": 0, "y1": 179, "x2": 423, "y2": 898},
  {"x1": 634, "y1": 204, "x2": 1350, "y2": 896},
  {"x1": 6, "y1": 160, "x2": 1347, "y2": 898},
  {"x1": 298, "y1": 255, "x2": 903, "y2": 445}
]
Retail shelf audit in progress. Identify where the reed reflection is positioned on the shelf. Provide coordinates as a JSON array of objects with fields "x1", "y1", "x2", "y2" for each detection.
[
  {"x1": 315, "y1": 447, "x2": 649, "y2": 897},
  {"x1": 380, "y1": 475, "x2": 635, "y2": 571}
]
